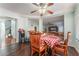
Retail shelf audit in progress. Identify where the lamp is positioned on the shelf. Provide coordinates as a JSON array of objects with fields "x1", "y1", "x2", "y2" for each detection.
[{"x1": 68, "y1": 32, "x2": 71, "y2": 36}]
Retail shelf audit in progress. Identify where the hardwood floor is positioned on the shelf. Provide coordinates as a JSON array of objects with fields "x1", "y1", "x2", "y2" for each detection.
[
  {"x1": 0, "y1": 43, "x2": 30, "y2": 56},
  {"x1": 0, "y1": 43, "x2": 79, "y2": 56}
]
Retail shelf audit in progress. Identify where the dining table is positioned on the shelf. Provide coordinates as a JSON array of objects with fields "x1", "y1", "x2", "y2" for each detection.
[{"x1": 40, "y1": 34, "x2": 61, "y2": 48}]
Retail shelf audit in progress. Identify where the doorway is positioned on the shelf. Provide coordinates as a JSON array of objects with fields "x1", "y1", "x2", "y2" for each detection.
[{"x1": 0, "y1": 17, "x2": 17, "y2": 48}]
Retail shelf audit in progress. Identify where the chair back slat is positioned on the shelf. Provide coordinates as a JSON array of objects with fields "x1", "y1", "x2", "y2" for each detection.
[
  {"x1": 64, "y1": 32, "x2": 71, "y2": 45},
  {"x1": 29, "y1": 31, "x2": 41, "y2": 48}
]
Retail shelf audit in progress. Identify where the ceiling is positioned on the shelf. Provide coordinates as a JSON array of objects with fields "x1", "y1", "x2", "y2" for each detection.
[
  {"x1": 0, "y1": 3, "x2": 76, "y2": 24},
  {"x1": 0, "y1": 3, "x2": 76, "y2": 16}
]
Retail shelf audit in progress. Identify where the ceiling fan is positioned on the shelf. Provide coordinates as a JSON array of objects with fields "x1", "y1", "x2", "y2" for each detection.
[{"x1": 30, "y1": 3, "x2": 54, "y2": 16}]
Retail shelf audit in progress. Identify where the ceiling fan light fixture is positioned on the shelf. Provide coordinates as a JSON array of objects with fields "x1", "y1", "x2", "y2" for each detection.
[
  {"x1": 39, "y1": 8, "x2": 46, "y2": 15},
  {"x1": 39, "y1": 8, "x2": 42, "y2": 14},
  {"x1": 43, "y1": 4, "x2": 48, "y2": 8},
  {"x1": 43, "y1": 8, "x2": 46, "y2": 14}
]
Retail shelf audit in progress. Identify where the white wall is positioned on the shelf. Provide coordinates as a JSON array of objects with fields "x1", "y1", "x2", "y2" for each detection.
[
  {"x1": 64, "y1": 12, "x2": 74, "y2": 39},
  {"x1": 64, "y1": 12, "x2": 78, "y2": 52},
  {"x1": 64, "y1": 4, "x2": 79, "y2": 53},
  {"x1": 0, "y1": 21, "x2": 5, "y2": 49},
  {"x1": 0, "y1": 22, "x2": 1, "y2": 46},
  {"x1": 53, "y1": 21, "x2": 64, "y2": 32},
  {"x1": 74, "y1": 4, "x2": 79, "y2": 53},
  {"x1": 75, "y1": 4, "x2": 79, "y2": 40},
  {"x1": 11, "y1": 19, "x2": 16, "y2": 38},
  {"x1": 39, "y1": 17, "x2": 43, "y2": 32},
  {"x1": 28, "y1": 20, "x2": 39, "y2": 31}
]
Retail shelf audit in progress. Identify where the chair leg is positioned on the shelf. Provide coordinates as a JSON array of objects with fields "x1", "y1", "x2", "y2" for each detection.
[
  {"x1": 64, "y1": 50, "x2": 68, "y2": 56},
  {"x1": 39, "y1": 52, "x2": 41, "y2": 56},
  {"x1": 52, "y1": 47, "x2": 56, "y2": 56},
  {"x1": 31, "y1": 49, "x2": 34, "y2": 56},
  {"x1": 45, "y1": 49, "x2": 47, "y2": 56},
  {"x1": 52, "y1": 49, "x2": 55, "y2": 56}
]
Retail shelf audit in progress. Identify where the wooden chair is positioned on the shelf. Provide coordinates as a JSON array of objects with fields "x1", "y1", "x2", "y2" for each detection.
[
  {"x1": 29, "y1": 31, "x2": 47, "y2": 56},
  {"x1": 52, "y1": 32, "x2": 71, "y2": 56}
]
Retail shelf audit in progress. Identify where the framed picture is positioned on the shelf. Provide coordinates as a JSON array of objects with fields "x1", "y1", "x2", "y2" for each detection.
[{"x1": 48, "y1": 26, "x2": 58, "y2": 32}]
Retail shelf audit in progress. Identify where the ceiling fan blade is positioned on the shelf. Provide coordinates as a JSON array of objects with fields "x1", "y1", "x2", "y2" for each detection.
[
  {"x1": 47, "y1": 3, "x2": 54, "y2": 6},
  {"x1": 39, "y1": 3, "x2": 46, "y2": 7},
  {"x1": 47, "y1": 10, "x2": 53, "y2": 14},
  {"x1": 30, "y1": 10, "x2": 38, "y2": 14},
  {"x1": 32, "y1": 3, "x2": 39, "y2": 6}
]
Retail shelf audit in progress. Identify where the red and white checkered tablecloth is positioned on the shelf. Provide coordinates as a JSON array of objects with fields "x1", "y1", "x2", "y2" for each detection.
[{"x1": 40, "y1": 34, "x2": 61, "y2": 48}]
